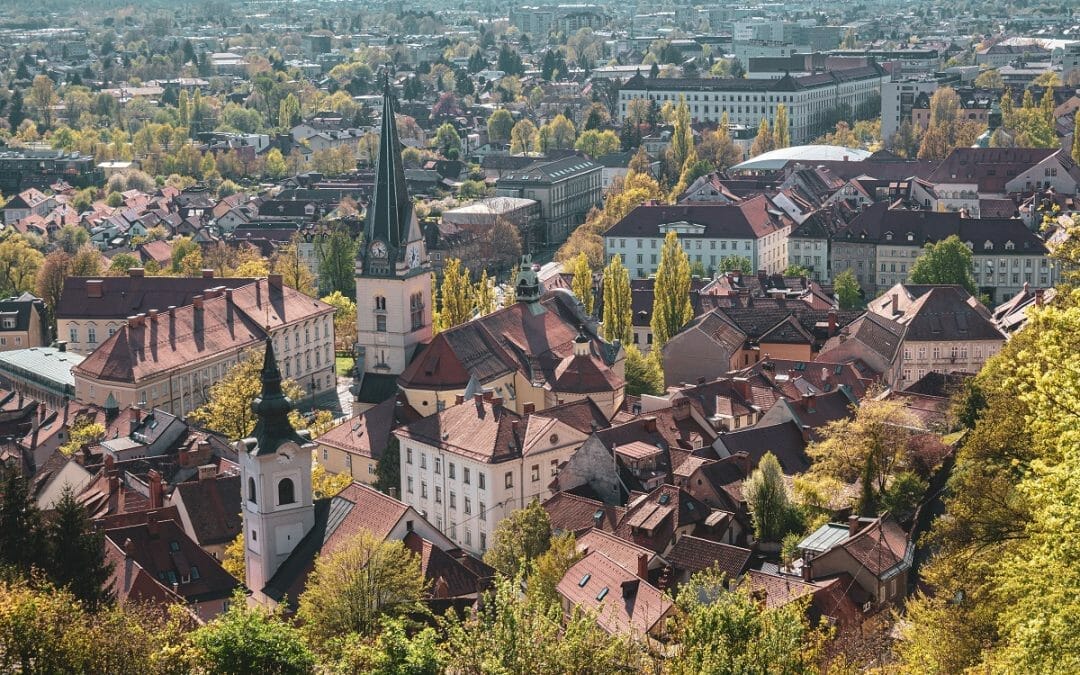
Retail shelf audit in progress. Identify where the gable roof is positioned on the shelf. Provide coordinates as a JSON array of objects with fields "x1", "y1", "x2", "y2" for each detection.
[
  {"x1": 666, "y1": 534, "x2": 751, "y2": 578},
  {"x1": 556, "y1": 551, "x2": 673, "y2": 637},
  {"x1": 604, "y1": 196, "x2": 789, "y2": 240}
]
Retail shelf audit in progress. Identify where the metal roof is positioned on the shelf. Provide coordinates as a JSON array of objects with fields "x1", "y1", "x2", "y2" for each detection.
[{"x1": 798, "y1": 522, "x2": 851, "y2": 553}]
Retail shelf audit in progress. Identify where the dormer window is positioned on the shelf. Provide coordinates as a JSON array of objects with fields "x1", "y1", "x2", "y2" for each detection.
[
  {"x1": 906, "y1": 232, "x2": 914, "y2": 242},
  {"x1": 965, "y1": 241, "x2": 974, "y2": 250},
  {"x1": 884, "y1": 232, "x2": 893, "y2": 241},
  {"x1": 984, "y1": 240, "x2": 993, "y2": 250},
  {"x1": 1004, "y1": 240, "x2": 1015, "y2": 250}
]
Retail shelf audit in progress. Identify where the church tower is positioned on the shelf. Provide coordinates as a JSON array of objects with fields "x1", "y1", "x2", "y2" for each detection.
[
  {"x1": 240, "y1": 339, "x2": 315, "y2": 597},
  {"x1": 354, "y1": 77, "x2": 432, "y2": 382}
]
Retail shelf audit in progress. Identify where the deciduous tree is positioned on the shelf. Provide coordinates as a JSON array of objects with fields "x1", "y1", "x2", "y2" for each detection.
[
  {"x1": 650, "y1": 230, "x2": 693, "y2": 351},
  {"x1": 624, "y1": 344, "x2": 664, "y2": 396},
  {"x1": 601, "y1": 254, "x2": 632, "y2": 344},
  {"x1": 190, "y1": 595, "x2": 315, "y2": 675},
  {"x1": 908, "y1": 234, "x2": 977, "y2": 295},
  {"x1": 569, "y1": 251, "x2": 594, "y2": 315},
  {"x1": 483, "y1": 500, "x2": 552, "y2": 579},
  {"x1": 436, "y1": 258, "x2": 472, "y2": 331},
  {"x1": 273, "y1": 234, "x2": 317, "y2": 296},
  {"x1": 833, "y1": 268, "x2": 862, "y2": 309}
]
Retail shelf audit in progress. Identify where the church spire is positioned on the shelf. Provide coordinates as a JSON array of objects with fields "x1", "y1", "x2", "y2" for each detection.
[
  {"x1": 364, "y1": 75, "x2": 413, "y2": 264},
  {"x1": 250, "y1": 338, "x2": 306, "y2": 456}
]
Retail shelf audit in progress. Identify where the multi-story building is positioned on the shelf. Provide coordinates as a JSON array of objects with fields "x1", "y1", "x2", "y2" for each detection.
[
  {"x1": 394, "y1": 395, "x2": 590, "y2": 556},
  {"x1": 71, "y1": 276, "x2": 335, "y2": 417},
  {"x1": 616, "y1": 65, "x2": 889, "y2": 145},
  {"x1": 913, "y1": 147, "x2": 1057, "y2": 216},
  {"x1": 494, "y1": 156, "x2": 603, "y2": 245},
  {"x1": 0, "y1": 149, "x2": 102, "y2": 193},
  {"x1": 603, "y1": 197, "x2": 789, "y2": 278},
  {"x1": 832, "y1": 203, "x2": 1056, "y2": 303},
  {"x1": 828, "y1": 48, "x2": 940, "y2": 75},
  {"x1": 0, "y1": 293, "x2": 48, "y2": 351}
]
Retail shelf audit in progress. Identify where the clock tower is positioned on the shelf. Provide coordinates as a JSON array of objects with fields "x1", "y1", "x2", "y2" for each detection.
[
  {"x1": 354, "y1": 77, "x2": 432, "y2": 390},
  {"x1": 241, "y1": 338, "x2": 315, "y2": 598}
]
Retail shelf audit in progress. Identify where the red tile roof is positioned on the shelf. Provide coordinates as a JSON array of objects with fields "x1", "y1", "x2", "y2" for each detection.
[
  {"x1": 665, "y1": 535, "x2": 750, "y2": 578},
  {"x1": 556, "y1": 551, "x2": 673, "y2": 638}
]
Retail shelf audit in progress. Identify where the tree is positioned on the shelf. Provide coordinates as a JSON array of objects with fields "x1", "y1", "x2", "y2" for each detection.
[
  {"x1": 170, "y1": 236, "x2": 199, "y2": 273},
  {"x1": 651, "y1": 230, "x2": 693, "y2": 351},
  {"x1": 0, "y1": 467, "x2": 46, "y2": 575},
  {"x1": 70, "y1": 244, "x2": 103, "y2": 277},
  {"x1": 109, "y1": 253, "x2": 142, "y2": 276},
  {"x1": 316, "y1": 227, "x2": 357, "y2": 298},
  {"x1": 322, "y1": 291, "x2": 357, "y2": 352},
  {"x1": 264, "y1": 147, "x2": 288, "y2": 180},
  {"x1": 569, "y1": 252, "x2": 594, "y2": 315},
  {"x1": 36, "y1": 250, "x2": 70, "y2": 328},
  {"x1": 974, "y1": 68, "x2": 1004, "y2": 89},
  {"x1": 483, "y1": 500, "x2": 552, "y2": 579},
  {"x1": 669, "y1": 97, "x2": 693, "y2": 176},
  {"x1": 833, "y1": 268, "x2": 862, "y2": 309},
  {"x1": 718, "y1": 254, "x2": 752, "y2": 275},
  {"x1": 624, "y1": 344, "x2": 664, "y2": 396},
  {"x1": 745, "y1": 453, "x2": 796, "y2": 542},
  {"x1": 273, "y1": 234, "x2": 317, "y2": 296},
  {"x1": 573, "y1": 129, "x2": 620, "y2": 158},
  {"x1": 750, "y1": 117, "x2": 774, "y2": 157},
  {"x1": 375, "y1": 436, "x2": 401, "y2": 496},
  {"x1": 297, "y1": 531, "x2": 427, "y2": 654},
  {"x1": 333, "y1": 617, "x2": 444, "y2": 674},
  {"x1": 909, "y1": 234, "x2": 977, "y2": 295},
  {"x1": 539, "y1": 114, "x2": 576, "y2": 152},
  {"x1": 56, "y1": 224, "x2": 89, "y2": 253},
  {"x1": 433, "y1": 122, "x2": 462, "y2": 158},
  {"x1": 7, "y1": 89, "x2": 25, "y2": 131},
  {"x1": 59, "y1": 419, "x2": 106, "y2": 456},
  {"x1": 29, "y1": 75, "x2": 57, "y2": 130},
  {"x1": 699, "y1": 115, "x2": 743, "y2": 171},
  {"x1": 784, "y1": 263, "x2": 812, "y2": 278},
  {"x1": 476, "y1": 216, "x2": 522, "y2": 272},
  {"x1": 436, "y1": 258, "x2": 473, "y2": 331},
  {"x1": 0, "y1": 236, "x2": 44, "y2": 297},
  {"x1": 668, "y1": 569, "x2": 825, "y2": 675},
  {"x1": 807, "y1": 397, "x2": 920, "y2": 509},
  {"x1": 509, "y1": 119, "x2": 539, "y2": 154},
  {"x1": 473, "y1": 269, "x2": 496, "y2": 316},
  {"x1": 189, "y1": 348, "x2": 306, "y2": 440},
  {"x1": 774, "y1": 103, "x2": 790, "y2": 149},
  {"x1": 487, "y1": 109, "x2": 514, "y2": 145},
  {"x1": 190, "y1": 595, "x2": 315, "y2": 675},
  {"x1": 526, "y1": 532, "x2": 581, "y2": 610},
  {"x1": 601, "y1": 254, "x2": 632, "y2": 344},
  {"x1": 918, "y1": 87, "x2": 986, "y2": 160},
  {"x1": 47, "y1": 487, "x2": 113, "y2": 611}
]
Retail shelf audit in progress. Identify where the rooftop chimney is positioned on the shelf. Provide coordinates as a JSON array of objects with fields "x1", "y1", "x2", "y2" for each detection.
[
  {"x1": 523, "y1": 402, "x2": 535, "y2": 414},
  {"x1": 732, "y1": 376, "x2": 751, "y2": 401},
  {"x1": 56, "y1": 340, "x2": 67, "y2": 352},
  {"x1": 201, "y1": 269, "x2": 214, "y2": 279},
  {"x1": 827, "y1": 310, "x2": 837, "y2": 336},
  {"x1": 147, "y1": 509, "x2": 160, "y2": 537},
  {"x1": 129, "y1": 407, "x2": 142, "y2": 435},
  {"x1": 128, "y1": 267, "x2": 145, "y2": 277},
  {"x1": 148, "y1": 309, "x2": 158, "y2": 323},
  {"x1": 848, "y1": 514, "x2": 861, "y2": 536},
  {"x1": 148, "y1": 469, "x2": 163, "y2": 509},
  {"x1": 637, "y1": 552, "x2": 649, "y2": 580},
  {"x1": 268, "y1": 273, "x2": 283, "y2": 288},
  {"x1": 643, "y1": 416, "x2": 658, "y2": 433},
  {"x1": 1035, "y1": 288, "x2": 1045, "y2": 306},
  {"x1": 123, "y1": 537, "x2": 135, "y2": 557},
  {"x1": 197, "y1": 464, "x2": 217, "y2": 481},
  {"x1": 891, "y1": 293, "x2": 899, "y2": 316},
  {"x1": 86, "y1": 280, "x2": 103, "y2": 298},
  {"x1": 801, "y1": 392, "x2": 816, "y2": 413},
  {"x1": 455, "y1": 394, "x2": 464, "y2": 405}
]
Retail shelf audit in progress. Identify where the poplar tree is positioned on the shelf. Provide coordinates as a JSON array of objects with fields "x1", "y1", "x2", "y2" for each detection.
[
  {"x1": 750, "y1": 117, "x2": 773, "y2": 157},
  {"x1": 670, "y1": 96, "x2": 693, "y2": 175},
  {"x1": 570, "y1": 251, "x2": 594, "y2": 315},
  {"x1": 438, "y1": 258, "x2": 473, "y2": 330},
  {"x1": 774, "y1": 103, "x2": 790, "y2": 149},
  {"x1": 601, "y1": 254, "x2": 632, "y2": 344},
  {"x1": 473, "y1": 269, "x2": 496, "y2": 316},
  {"x1": 651, "y1": 231, "x2": 693, "y2": 351}
]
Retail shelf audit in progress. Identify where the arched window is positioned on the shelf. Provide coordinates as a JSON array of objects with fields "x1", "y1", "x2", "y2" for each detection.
[
  {"x1": 375, "y1": 296, "x2": 387, "y2": 311},
  {"x1": 248, "y1": 477, "x2": 257, "y2": 504},
  {"x1": 278, "y1": 478, "x2": 295, "y2": 505}
]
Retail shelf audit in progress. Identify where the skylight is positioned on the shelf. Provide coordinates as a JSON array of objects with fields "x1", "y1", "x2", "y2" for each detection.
[
  {"x1": 578, "y1": 574, "x2": 591, "y2": 587},
  {"x1": 596, "y1": 587, "x2": 609, "y2": 601}
]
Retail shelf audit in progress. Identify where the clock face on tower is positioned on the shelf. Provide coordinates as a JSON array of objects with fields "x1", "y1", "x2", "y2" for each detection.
[
  {"x1": 408, "y1": 244, "x2": 421, "y2": 269},
  {"x1": 370, "y1": 240, "x2": 388, "y2": 258}
]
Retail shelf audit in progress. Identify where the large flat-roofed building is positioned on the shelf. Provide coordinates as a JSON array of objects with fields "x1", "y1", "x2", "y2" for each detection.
[
  {"x1": 0, "y1": 149, "x2": 103, "y2": 193},
  {"x1": 0, "y1": 345, "x2": 83, "y2": 409},
  {"x1": 616, "y1": 65, "x2": 889, "y2": 145},
  {"x1": 494, "y1": 156, "x2": 602, "y2": 245}
]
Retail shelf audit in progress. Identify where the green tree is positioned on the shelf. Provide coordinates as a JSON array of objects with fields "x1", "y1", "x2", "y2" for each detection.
[
  {"x1": 70, "y1": 244, "x2": 103, "y2": 277},
  {"x1": 272, "y1": 234, "x2": 317, "y2": 296},
  {"x1": 909, "y1": 234, "x2": 977, "y2": 295},
  {"x1": 650, "y1": 230, "x2": 693, "y2": 351},
  {"x1": 473, "y1": 269, "x2": 496, "y2": 316},
  {"x1": 774, "y1": 103, "x2": 790, "y2": 149},
  {"x1": 35, "y1": 250, "x2": 70, "y2": 329},
  {"x1": 189, "y1": 348, "x2": 306, "y2": 440},
  {"x1": 624, "y1": 344, "x2": 664, "y2": 396},
  {"x1": 0, "y1": 467, "x2": 46, "y2": 574},
  {"x1": 56, "y1": 224, "x2": 89, "y2": 254},
  {"x1": 509, "y1": 119, "x2": 539, "y2": 154},
  {"x1": 375, "y1": 436, "x2": 401, "y2": 496},
  {"x1": 601, "y1": 254, "x2": 632, "y2": 344},
  {"x1": 669, "y1": 96, "x2": 693, "y2": 177},
  {"x1": 750, "y1": 117, "x2": 773, "y2": 157},
  {"x1": 483, "y1": 500, "x2": 553, "y2": 579},
  {"x1": 538, "y1": 114, "x2": 576, "y2": 152},
  {"x1": 190, "y1": 594, "x2": 315, "y2": 674},
  {"x1": 718, "y1": 254, "x2": 752, "y2": 275},
  {"x1": 573, "y1": 129, "x2": 620, "y2": 158},
  {"x1": 0, "y1": 236, "x2": 44, "y2": 297},
  {"x1": 170, "y1": 236, "x2": 199, "y2": 273},
  {"x1": 744, "y1": 452, "x2": 796, "y2": 542},
  {"x1": 321, "y1": 290, "x2": 357, "y2": 352},
  {"x1": 316, "y1": 226, "x2": 357, "y2": 298},
  {"x1": 569, "y1": 251, "x2": 594, "y2": 315},
  {"x1": 669, "y1": 568, "x2": 825, "y2": 675},
  {"x1": 436, "y1": 258, "x2": 472, "y2": 331},
  {"x1": 487, "y1": 109, "x2": 514, "y2": 144},
  {"x1": 47, "y1": 487, "x2": 114, "y2": 611},
  {"x1": 333, "y1": 617, "x2": 443, "y2": 674},
  {"x1": 525, "y1": 532, "x2": 581, "y2": 610},
  {"x1": 784, "y1": 263, "x2": 812, "y2": 278},
  {"x1": 833, "y1": 268, "x2": 862, "y2": 309},
  {"x1": 109, "y1": 253, "x2": 142, "y2": 275},
  {"x1": 297, "y1": 531, "x2": 427, "y2": 655},
  {"x1": 264, "y1": 147, "x2": 288, "y2": 179},
  {"x1": 433, "y1": 122, "x2": 462, "y2": 158}
]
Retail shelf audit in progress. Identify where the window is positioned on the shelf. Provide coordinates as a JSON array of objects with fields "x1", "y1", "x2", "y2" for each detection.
[
  {"x1": 435, "y1": 486, "x2": 442, "y2": 503},
  {"x1": 190, "y1": 566, "x2": 200, "y2": 581},
  {"x1": 277, "y1": 478, "x2": 295, "y2": 505},
  {"x1": 407, "y1": 476, "x2": 414, "y2": 493},
  {"x1": 376, "y1": 314, "x2": 386, "y2": 332},
  {"x1": 88, "y1": 326, "x2": 97, "y2": 344},
  {"x1": 375, "y1": 296, "x2": 386, "y2": 311},
  {"x1": 248, "y1": 477, "x2": 257, "y2": 504},
  {"x1": 504, "y1": 472, "x2": 513, "y2": 489},
  {"x1": 465, "y1": 529, "x2": 471, "y2": 546},
  {"x1": 69, "y1": 326, "x2": 78, "y2": 343},
  {"x1": 531, "y1": 464, "x2": 540, "y2": 482},
  {"x1": 450, "y1": 522, "x2": 457, "y2": 539},
  {"x1": 478, "y1": 473, "x2": 486, "y2": 490},
  {"x1": 420, "y1": 453, "x2": 427, "y2": 469},
  {"x1": 551, "y1": 459, "x2": 559, "y2": 476},
  {"x1": 450, "y1": 491, "x2": 456, "y2": 509},
  {"x1": 407, "y1": 448, "x2": 413, "y2": 464},
  {"x1": 449, "y1": 462, "x2": 455, "y2": 479},
  {"x1": 434, "y1": 458, "x2": 441, "y2": 474},
  {"x1": 463, "y1": 468, "x2": 470, "y2": 485},
  {"x1": 464, "y1": 497, "x2": 472, "y2": 515},
  {"x1": 421, "y1": 481, "x2": 428, "y2": 499},
  {"x1": 410, "y1": 293, "x2": 424, "y2": 330},
  {"x1": 480, "y1": 502, "x2": 486, "y2": 521},
  {"x1": 480, "y1": 532, "x2": 487, "y2": 551}
]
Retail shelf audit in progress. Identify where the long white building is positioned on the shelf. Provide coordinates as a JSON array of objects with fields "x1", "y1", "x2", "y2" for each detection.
[{"x1": 616, "y1": 65, "x2": 889, "y2": 145}]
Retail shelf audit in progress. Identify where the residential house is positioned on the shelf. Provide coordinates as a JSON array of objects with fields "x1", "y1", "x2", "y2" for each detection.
[{"x1": 0, "y1": 293, "x2": 48, "y2": 351}]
